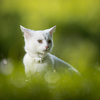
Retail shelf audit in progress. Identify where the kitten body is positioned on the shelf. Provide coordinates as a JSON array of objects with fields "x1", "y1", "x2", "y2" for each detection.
[{"x1": 20, "y1": 25, "x2": 79, "y2": 77}]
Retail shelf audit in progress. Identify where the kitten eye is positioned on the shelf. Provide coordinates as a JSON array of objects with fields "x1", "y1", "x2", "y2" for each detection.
[
  {"x1": 37, "y1": 39, "x2": 42, "y2": 43},
  {"x1": 48, "y1": 40, "x2": 52, "y2": 43}
]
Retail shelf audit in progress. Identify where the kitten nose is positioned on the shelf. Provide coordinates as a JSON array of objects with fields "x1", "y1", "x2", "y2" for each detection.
[{"x1": 45, "y1": 46, "x2": 49, "y2": 49}]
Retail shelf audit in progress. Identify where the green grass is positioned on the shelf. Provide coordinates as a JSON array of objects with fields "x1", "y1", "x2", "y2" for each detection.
[{"x1": 0, "y1": 60, "x2": 100, "y2": 100}]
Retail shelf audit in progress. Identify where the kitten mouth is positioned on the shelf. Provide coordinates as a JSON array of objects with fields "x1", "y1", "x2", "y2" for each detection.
[
  {"x1": 43, "y1": 50, "x2": 48, "y2": 53},
  {"x1": 42, "y1": 49, "x2": 50, "y2": 54},
  {"x1": 38, "y1": 50, "x2": 48, "y2": 55},
  {"x1": 38, "y1": 49, "x2": 50, "y2": 55},
  {"x1": 44, "y1": 48, "x2": 50, "y2": 52}
]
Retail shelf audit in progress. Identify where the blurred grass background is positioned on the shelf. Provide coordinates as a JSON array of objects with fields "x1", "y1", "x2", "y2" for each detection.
[{"x1": 0, "y1": 0, "x2": 100, "y2": 100}]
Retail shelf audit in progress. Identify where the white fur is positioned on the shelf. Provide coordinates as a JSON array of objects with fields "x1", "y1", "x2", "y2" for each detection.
[{"x1": 20, "y1": 25, "x2": 80, "y2": 77}]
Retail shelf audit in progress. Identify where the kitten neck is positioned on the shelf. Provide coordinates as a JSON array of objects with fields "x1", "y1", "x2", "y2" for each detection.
[
  {"x1": 28, "y1": 51, "x2": 47, "y2": 63},
  {"x1": 26, "y1": 49, "x2": 47, "y2": 60}
]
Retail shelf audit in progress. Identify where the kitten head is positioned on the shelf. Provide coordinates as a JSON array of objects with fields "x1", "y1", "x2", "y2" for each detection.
[{"x1": 20, "y1": 25, "x2": 56, "y2": 56}]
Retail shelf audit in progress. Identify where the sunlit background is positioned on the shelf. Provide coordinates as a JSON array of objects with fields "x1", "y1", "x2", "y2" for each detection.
[{"x1": 0, "y1": 0, "x2": 100, "y2": 99}]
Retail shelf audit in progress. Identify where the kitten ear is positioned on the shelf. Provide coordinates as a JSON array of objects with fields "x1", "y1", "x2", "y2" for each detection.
[
  {"x1": 49, "y1": 25, "x2": 56, "y2": 35},
  {"x1": 20, "y1": 25, "x2": 32, "y2": 38}
]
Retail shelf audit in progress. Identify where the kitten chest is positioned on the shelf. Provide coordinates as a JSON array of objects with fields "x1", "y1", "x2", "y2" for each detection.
[{"x1": 26, "y1": 57, "x2": 54, "y2": 74}]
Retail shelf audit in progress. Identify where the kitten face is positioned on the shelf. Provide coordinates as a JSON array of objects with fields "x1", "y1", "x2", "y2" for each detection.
[
  {"x1": 28, "y1": 30, "x2": 53, "y2": 54},
  {"x1": 20, "y1": 26, "x2": 56, "y2": 55}
]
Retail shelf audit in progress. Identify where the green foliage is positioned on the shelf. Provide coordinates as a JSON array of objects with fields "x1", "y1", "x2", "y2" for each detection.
[
  {"x1": 0, "y1": 60, "x2": 100, "y2": 100},
  {"x1": 0, "y1": 0, "x2": 100, "y2": 62}
]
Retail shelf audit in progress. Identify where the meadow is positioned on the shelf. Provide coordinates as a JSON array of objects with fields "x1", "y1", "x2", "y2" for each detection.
[{"x1": 0, "y1": 0, "x2": 100, "y2": 99}]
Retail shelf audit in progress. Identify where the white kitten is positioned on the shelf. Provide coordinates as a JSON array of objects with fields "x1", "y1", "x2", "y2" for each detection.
[{"x1": 20, "y1": 25, "x2": 80, "y2": 77}]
